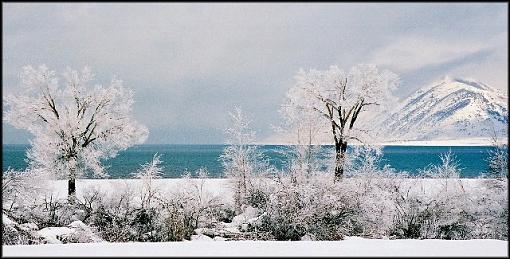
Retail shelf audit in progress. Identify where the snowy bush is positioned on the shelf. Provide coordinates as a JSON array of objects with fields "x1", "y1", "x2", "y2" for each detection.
[
  {"x1": 299, "y1": 180, "x2": 360, "y2": 240},
  {"x1": 2, "y1": 215, "x2": 43, "y2": 245},
  {"x1": 389, "y1": 180, "x2": 469, "y2": 239},
  {"x1": 220, "y1": 107, "x2": 272, "y2": 213},
  {"x1": 2, "y1": 168, "x2": 49, "y2": 214},
  {"x1": 389, "y1": 152, "x2": 474, "y2": 239},
  {"x1": 465, "y1": 179, "x2": 508, "y2": 240},
  {"x1": 133, "y1": 153, "x2": 164, "y2": 209},
  {"x1": 157, "y1": 169, "x2": 226, "y2": 241},
  {"x1": 259, "y1": 180, "x2": 306, "y2": 240},
  {"x1": 257, "y1": 174, "x2": 361, "y2": 241},
  {"x1": 85, "y1": 183, "x2": 141, "y2": 242},
  {"x1": 484, "y1": 134, "x2": 508, "y2": 179}
]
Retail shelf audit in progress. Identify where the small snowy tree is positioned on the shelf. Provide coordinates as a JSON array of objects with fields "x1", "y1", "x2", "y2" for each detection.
[
  {"x1": 423, "y1": 150, "x2": 462, "y2": 194},
  {"x1": 3, "y1": 65, "x2": 148, "y2": 200},
  {"x1": 345, "y1": 144, "x2": 385, "y2": 177},
  {"x1": 485, "y1": 132, "x2": 508, "y2": 180},
  {"x1": 220, "y1": 107, "x2": 264, "y2": 213},
  {"x1": 279, "y1": 88, "x2": 326, "y2": 181},
  {"x1": 285, "y1": 64, "x2": 398, "y2": 180},
  {"x1": 133, "y1": 153, "x2": 164, "y2": 208}
]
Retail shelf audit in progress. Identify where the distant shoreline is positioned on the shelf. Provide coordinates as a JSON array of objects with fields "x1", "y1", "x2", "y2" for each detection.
[
  {"x1": 257, "y1": 138, "x2": 505, "y2": 146},
  {"x1": 2, "y1": 138, "x2": 505, "y2": 147}
]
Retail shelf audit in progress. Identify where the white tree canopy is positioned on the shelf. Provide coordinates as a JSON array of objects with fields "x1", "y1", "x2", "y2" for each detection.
[
  {"x1": 289, "y1": 64, "x2": 399, "y2": 144},
  {"x1": 3, "y1": 65, "x2": 148, "y2": 179}
]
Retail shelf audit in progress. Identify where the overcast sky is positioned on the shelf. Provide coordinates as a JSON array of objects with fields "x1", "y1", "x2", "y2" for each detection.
[{"x1": 2, "y1": 3, "x2": 508, "y2": 144}]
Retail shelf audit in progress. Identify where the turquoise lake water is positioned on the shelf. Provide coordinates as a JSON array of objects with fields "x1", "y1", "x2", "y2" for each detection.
[{"x1": 2, "y1": 144, "x2": 495, "y2": 178}]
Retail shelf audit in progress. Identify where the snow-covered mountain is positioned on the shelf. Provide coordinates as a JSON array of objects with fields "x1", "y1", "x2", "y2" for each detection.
[{"x1": 381, "y1": 77, "x2": 508, "y2": 142}]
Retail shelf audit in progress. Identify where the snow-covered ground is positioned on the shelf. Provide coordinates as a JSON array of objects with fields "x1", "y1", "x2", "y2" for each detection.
[
  {"x1": 38, "y1": 178, "x2": 235, "y2": 203},
  {"x1": 30, "y1": 178, "x2": 494, "y2": 202},
  {"x1": 3, "y1": 237, "x2": 507, "y2": 257}
]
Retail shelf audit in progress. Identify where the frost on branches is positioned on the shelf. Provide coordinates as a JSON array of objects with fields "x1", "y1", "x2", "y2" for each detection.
[
  {"x1": 285, "y1": 64, "x2": 399, "y2": 180},
  {"x1": 485, "y1": 131, "x2": 508, "y2": 180},
  {"x1": 133, "y1": 153, "x2": 164, "y2": 208},
  {"x1": 220, "y1": 107, "x2": 267, "y2": 213},
  {"x1": 3, "y1": 65, "x2": 148, "y2": 199},
  {"x1": 279, "y1": 86, "x2": 326, "y2": 180}
]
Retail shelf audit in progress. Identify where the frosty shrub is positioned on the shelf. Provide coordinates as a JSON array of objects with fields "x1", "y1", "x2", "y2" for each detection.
[
  {"x1": 389, "y1": 180, "x2": 470, "y2": 239},
  {"x1": 389, "y1": 152, "x2": 472, "y2": 239},
  {"x1": 485, "y1": 133, "x2": 508, "y2": 179},
  {"x1": 259, "y1": 178, "x2": 306, "y2": 240},
  {"x1": 2, "y1": 168, "x2": 49, "y2": 214},
  {"x1": 259, "y1": 174, "x2": 360, "y2": 241},
  {"x1": 220, "y1": 107, "x2": 269, "y2": 213},
  {"x1": 300, "y1": 178, "x2": 360, "y2": 240},
  {"x1": 133, "y1": 153, "x2": 164, "y2": 209},
  {"x1": 77, "y1": 186, "x2": 105, "y2": 223},
  {"x1": 245, "y1": 178, "x2": 272, "y2": 210},
  {"x1": 28, "y1": 196, "x2": 78, "y2": 229},
  {"x1": 345, "y1": 145, "x2": 386, "y2": 177},
  {"x1": 465, "y1": 179, "x2": 508, "y2": 240},
  {"x1": 2, "y1": 224, "x2": 43, "y2": 245},
  {"x1": 4, "y1": 192, "x2": 77, "y2": 231},
  {"x1": 339, "y1": 144, "x2": 402, "y2": 237},
  {"x1": 70, "y1": 184, "x2": 157, "y2": 242},
  {"x1": 157, "y1": 196, "x2": 196, "y2": 241},
  {"x1": 424, "y1": 150, "x2": 461, "y2": 178},
  {"x1": 86, "y1": 156, "x2": 164, "y2": 242},
  {"x1": 4, "y1": 166, "x2": 233, "y2": 243},
  {"x1": 157, "y1": 169, "x2": 226, "y2": 241},
  {"x1": 86, "y1": 183, "x2": 141, "y2": 242}
]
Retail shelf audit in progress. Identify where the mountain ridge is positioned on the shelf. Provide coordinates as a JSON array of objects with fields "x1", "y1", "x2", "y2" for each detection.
[{"x1": 380, "y1": 77, "x2": 508, "y2": 142}]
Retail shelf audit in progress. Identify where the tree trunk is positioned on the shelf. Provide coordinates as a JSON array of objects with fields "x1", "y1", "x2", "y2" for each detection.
[
  {"x1": 334, "y1": 140, "x2": 348, "y2": 180},
  {"x1": 68, "y1": 168, "x2": 76, "y2": 203}
]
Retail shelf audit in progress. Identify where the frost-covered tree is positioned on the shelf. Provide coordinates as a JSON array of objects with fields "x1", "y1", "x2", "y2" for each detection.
[
  {"x1": 421, "y1": 150, "x2": 464, "y2": 200},
  {"x1": 485, "y1": 132, "x2": 508, "y2": 180},
  {"x1": 285, "y1": 64, "x2": 398, "y2": 180},
  {"x1": 345, "y1": 144, "x2": 389, "y2": 177},
  {"x1": 220, "y1": 107, "x2": 264, "y2": 212},
  {"x1": 133, "y1": 153, "x2": 164, "y2": 208},
  {"x1": 3, "y1": 65, "x2": 148, "y2": 199},
  {"x1": 279, "y1": 87, "x2": 326, "y2": 180}
]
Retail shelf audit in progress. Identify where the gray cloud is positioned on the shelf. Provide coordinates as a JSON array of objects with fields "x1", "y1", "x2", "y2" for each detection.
[{"x1": 2, "y1": 3, "x2": 507, "y2": 144}]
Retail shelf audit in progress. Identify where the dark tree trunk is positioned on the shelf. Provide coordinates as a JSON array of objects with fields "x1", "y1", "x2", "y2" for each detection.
[
  {"x1": 68, "y1": 167, "x2": 76, "y2": 203},
  {"x1": 68, "y1": 177, "x2": 76, "y2": 197},
  {"x1": 334, "y1": 140, "x2": 348, "y2": 180}
]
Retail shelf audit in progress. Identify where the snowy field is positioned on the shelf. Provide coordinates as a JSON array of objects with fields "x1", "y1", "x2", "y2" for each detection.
[
  {"x1": 37, "y1": 178, "x2": 235, "y2": 203},
  {"x1": 3, "y1": 237, "x2": 507, "y2": 257},
  {"x1": 36, "y1": 178, "x2": 496, "y2": 201}
]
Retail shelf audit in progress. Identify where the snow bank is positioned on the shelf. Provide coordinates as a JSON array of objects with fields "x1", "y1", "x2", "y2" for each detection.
[
  {"x1": 37, "y1": 178, "x2": 495, "y2": 202},
  {"x1": 36, "y1": 227, "x2": 75, "y2": 244},
  {"x1": 39, "y1": 178, "x2": 233, "y2": 202},
  {"x1": 3, "y1": 214, "x2": 17, "y2": 226},
  {"x1": 3, "y1": 238, "x2": 507, "y2": 257}
]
